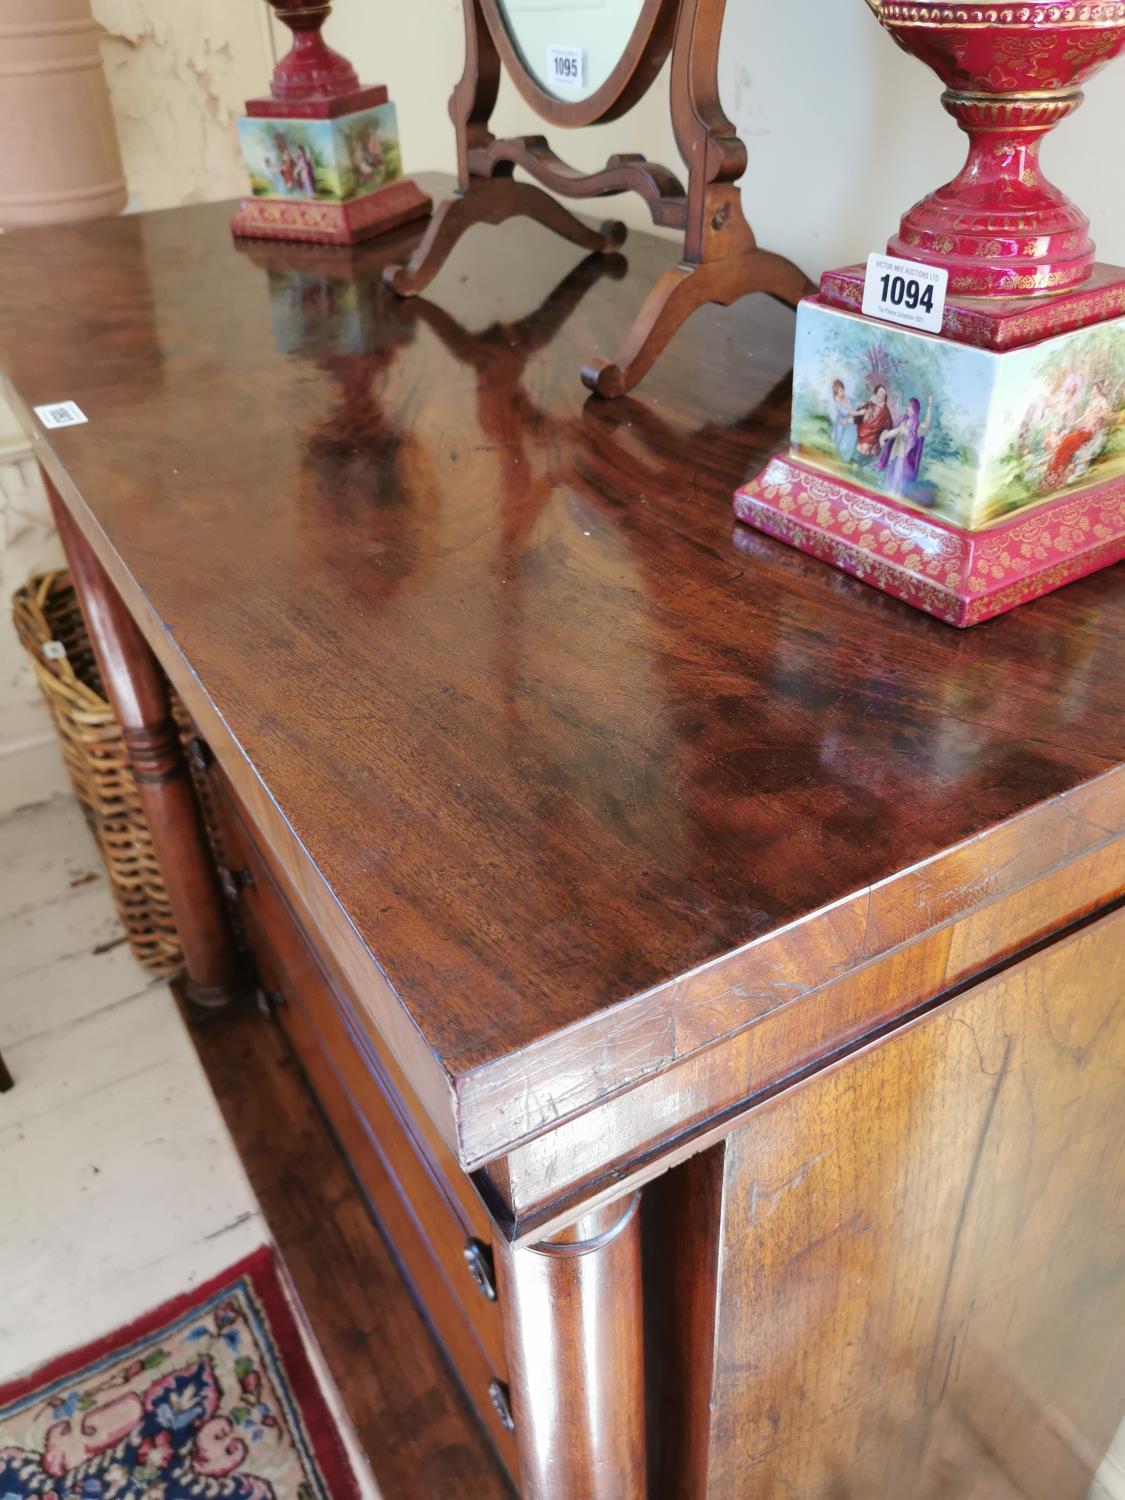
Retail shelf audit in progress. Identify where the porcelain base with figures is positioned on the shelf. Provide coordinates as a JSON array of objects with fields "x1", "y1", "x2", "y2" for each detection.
[
  {"x1": 232, "y1": 100, "x2": 431, "y2": 246},
  {"x1": 735, "y1": 270, "x2": 1125, "y2": 626}
]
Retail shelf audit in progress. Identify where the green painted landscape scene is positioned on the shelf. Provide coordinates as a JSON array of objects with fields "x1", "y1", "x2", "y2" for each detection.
[
  {"x1": 790, "y1": 303, "x2": 1125, "y2": 529},
  {"x1": 237, "y1": 103, "x2": 403, "y2": 205}
]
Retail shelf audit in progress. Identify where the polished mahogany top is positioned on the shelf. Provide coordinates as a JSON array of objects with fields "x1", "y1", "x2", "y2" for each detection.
[{"x1": 1, "y1": 182, "x2": 1121, "y2": 1163}]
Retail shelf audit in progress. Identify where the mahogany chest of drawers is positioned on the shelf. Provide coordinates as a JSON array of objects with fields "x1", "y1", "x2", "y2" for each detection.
[{"x1": 1, "y1": 187, "x2": 1122, "y2": 1499}]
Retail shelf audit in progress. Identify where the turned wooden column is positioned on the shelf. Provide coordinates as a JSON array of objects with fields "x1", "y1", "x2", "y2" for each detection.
[
  {"x1": 45, "y1": 475, "x2": 245, "y2": 1010},
  {"x1": 495, "y1": 1192, "x2": 647, "y2": 1500}
]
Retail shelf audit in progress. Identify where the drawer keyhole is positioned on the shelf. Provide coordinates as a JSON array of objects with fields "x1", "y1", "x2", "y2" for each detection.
[
  {"x1": 218, "y1": 865, "x2": 254, "y2": 902},
  {"x1": 463, "y1": 1238, "x2": 497, "y2": 1302},
  {"x1": 255, "y1": 988, "x2": 286, "y2": 1017},
  {"x1": 488, "y1": 1379, "x2": 515, "y2": 1434}
]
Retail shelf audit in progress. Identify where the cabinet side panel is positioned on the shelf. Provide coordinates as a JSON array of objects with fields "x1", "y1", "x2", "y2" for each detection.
[{"x1": 707, "y1": 907, "x2": 1125, "y2": 1499}]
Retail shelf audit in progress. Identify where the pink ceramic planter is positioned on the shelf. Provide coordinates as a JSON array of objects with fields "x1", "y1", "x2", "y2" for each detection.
[{"x1": 0, "y1": 0, "x2": 126, "y2": 228}]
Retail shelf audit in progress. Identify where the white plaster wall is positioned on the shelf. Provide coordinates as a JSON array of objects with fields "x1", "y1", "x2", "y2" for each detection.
[
  {"x1": 93, "y1": 0, "x2": 275, "y2": 212},
  {"x1": 1091, "y1": 1419, "x2": 1125, "y2": 1500}
]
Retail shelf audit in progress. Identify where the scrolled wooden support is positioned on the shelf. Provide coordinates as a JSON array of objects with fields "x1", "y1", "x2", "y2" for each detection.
[
  {"x1": 44, "y1": 474, "x2": 247, "y2": 1014},
  {"x1": 469, "y1": 136, "x2": 686, "y2": 225},
  {"x1": 452, "y1": 0, "x2": 502, "y2": 186},
  {"x1": 582, "y1": 249, "x2": 815, "y2": 398},
  {"x1": 495, "y1": 1192, "x2": 647, "y2": 1499},
  {"x1": 385, "y1": 177, "x2": 625, "y2": 299}
]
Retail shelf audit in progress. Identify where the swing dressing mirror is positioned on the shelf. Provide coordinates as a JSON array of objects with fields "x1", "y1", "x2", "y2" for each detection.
[
  {"x1": 386, "y1": 0, "x2": 812, "y2": 395},
  {"x1": 492, "y1": 0, "x2": 661, "y2": 111}
]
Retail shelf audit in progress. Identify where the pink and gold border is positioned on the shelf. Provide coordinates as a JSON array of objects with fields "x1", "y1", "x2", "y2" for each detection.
[
  {"x1": 818, "y1": 263, "x2": 1125, "y2": 350},
  {"x1": 877, "y1": 3, "x2": 1125, "y2": 25},
  {"x1": 232, "y1": 178, "x2": 431, "y2": 246},
  {"x1": 733, "y1": 455, "x2": 1124, "y2": 627}
]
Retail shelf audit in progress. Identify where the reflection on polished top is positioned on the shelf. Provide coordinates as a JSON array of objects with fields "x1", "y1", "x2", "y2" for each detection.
[{"x1": 0, "y1": 178, "x2": 1121, "y2": 1161}]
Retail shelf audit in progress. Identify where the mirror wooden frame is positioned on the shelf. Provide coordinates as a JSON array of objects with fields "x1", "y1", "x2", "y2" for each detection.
[
  {"x1": 479, "y1": 0, "x2": 676, "y2": 128},
  {"x1": 385, "y1": 0, "x2": 814, "y2": 395}
]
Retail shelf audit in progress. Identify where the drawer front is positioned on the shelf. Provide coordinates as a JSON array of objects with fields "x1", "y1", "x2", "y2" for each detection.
[
  {"x1": 251, "y1": 900, "x2": 508, "y2": 1373},
  {"x1": 210, "y1": 769, "x2": 492, "y2": 1243},
  {"x1": 248, "y1": 929, "x2": 520, "y2": 1480},
  {"x1": 207, "y1": 778, "x2": 516, "y2": 1460}
]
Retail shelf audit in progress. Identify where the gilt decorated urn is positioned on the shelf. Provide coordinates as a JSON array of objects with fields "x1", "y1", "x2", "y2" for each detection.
[
  {"x1": 265, "y1": 0, "x2": 361, "y2": 103},
  {"x1": 865, "y1": 1, "x2": 1125, "y2": 295}
]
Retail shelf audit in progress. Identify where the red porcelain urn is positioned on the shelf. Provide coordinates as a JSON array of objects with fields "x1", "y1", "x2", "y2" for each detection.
[
  {"x1": 265, "y1": 0, "x2": 361, "y2": 104},
  {"x1": 866, "y1": 1, "x2": 1125, "y2": 296}
]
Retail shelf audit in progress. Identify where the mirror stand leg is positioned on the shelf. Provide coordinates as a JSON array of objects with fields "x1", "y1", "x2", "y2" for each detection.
[
  {"x1": 582, "y1": 251, "x2": 815, "y2": 398},
  {"x1": 384, "y1": 176, "x2": 626, "y2": 297}
]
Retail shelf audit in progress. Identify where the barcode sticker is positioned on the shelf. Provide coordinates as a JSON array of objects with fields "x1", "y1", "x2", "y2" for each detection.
[
  {"x1": 42, "y1": 640, "x2": 67, "y2": 661},
  {"x1": 35, "y1": 400, "x2": 88, "y2": 430},
  {"x1": 547, "y1": 45, "x2": 587, "y2": 91}
]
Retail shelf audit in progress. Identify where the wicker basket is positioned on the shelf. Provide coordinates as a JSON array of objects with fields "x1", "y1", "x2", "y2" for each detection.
[{"x1": 12, "y1": 569, "x2": 202, "y2": 978}]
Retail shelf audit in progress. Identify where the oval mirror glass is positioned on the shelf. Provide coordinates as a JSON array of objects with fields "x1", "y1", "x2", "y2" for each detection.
[{"x1": 495, "y1": 0, "x2": 648, "y2": 103}]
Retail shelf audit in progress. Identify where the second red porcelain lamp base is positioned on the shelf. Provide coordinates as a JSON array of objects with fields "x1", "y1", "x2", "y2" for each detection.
[{"x1": 231, "y1": 0, "x2": 430, "y2": 248}]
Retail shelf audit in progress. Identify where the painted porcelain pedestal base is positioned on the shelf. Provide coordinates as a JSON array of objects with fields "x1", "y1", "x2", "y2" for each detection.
[
  {"x1": 231, "y1": 86, "x2": 430, "y2": 248},
  {"x1": 735, "y1": 456, "x2": 1123, "y2": 628},
  {"x1": 735, "y1": 265, "x2": 1125, "y2": 626}
]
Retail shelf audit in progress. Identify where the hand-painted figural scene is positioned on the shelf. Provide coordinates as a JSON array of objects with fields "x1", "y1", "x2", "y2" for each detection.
[
  {"x1": 237, "y1": 103, "x2": 404, "y2": 205},
  {"x1": 792, "y1": 301, "x2": 1125, "y2": 531}
]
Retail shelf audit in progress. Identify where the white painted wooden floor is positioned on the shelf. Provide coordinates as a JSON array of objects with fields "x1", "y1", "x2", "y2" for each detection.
[{"x1": 0, "y1": 787, "x2": 379, "y2": 1499}]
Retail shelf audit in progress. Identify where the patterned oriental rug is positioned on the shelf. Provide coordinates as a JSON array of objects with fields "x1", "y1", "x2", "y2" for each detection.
[{"x1": 0, "y1": 1246, "x2": 364, "y2": 1500}]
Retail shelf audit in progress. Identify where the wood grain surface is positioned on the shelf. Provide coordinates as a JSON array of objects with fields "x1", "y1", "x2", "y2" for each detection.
[
  {"x1": 0, "y1": 182, "x2": 1121, "y2": 1172},
  {"x1": 702, "y1": 907, "x2": 1125, "y2": 1499}
]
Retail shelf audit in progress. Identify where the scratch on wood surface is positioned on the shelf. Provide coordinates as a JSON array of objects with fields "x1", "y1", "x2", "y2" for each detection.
[
  {"x1": 950, "y1": 1015, "x2": 1011, "y2": 1077},
  {"x1": 785, "y1": 1210, "x2": 872, "y2": 1270},
  {"x1": 922, "y1": 1033, "x2": 1014, "y2": 1407},
  {"x1": 748, "y1": 1150, "x2": 828, "y2": 1227},
  {"x1": 202, "y1": 1210, "x2": 257, "y2": 1243}
]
